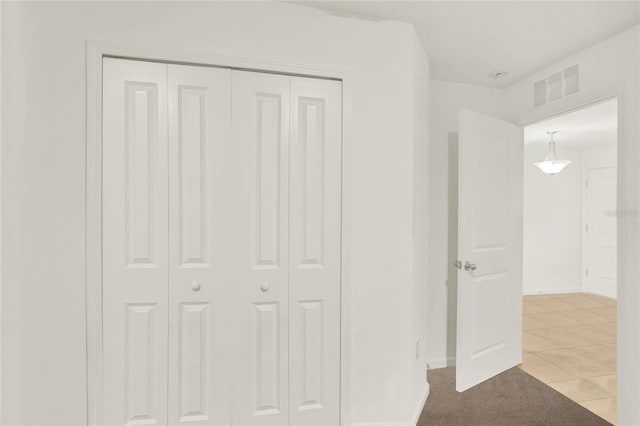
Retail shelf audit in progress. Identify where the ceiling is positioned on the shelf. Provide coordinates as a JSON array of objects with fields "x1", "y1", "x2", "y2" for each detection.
[
  {"x1": 524, "y1": 98, "x2": 617, "y2": 150},
  {"x1": 295, "y1": 1, "x2": 640, "y2": 88}
]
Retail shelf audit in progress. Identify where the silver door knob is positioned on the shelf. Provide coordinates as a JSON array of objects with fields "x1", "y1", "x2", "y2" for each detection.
[
  {"x1": 191, "y1": 281, "x2": 201, "y2": 291},
  {"x1": 464, "y1": 261, "x2": 477, "y2": 271},
  {"x1": 260, "y1": 282, "x2": 270, "y2": 292},
  {"x1": 453, "y1": 260, "x2": 462, "y2": 270}
]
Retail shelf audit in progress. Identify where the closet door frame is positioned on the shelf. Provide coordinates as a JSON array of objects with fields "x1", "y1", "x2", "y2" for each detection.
[{"x1": 86, "y1": 42, "x2": 352, "y2": 426}]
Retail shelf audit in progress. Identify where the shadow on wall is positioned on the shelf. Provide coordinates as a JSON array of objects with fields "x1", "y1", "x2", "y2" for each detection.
[{"x1": 446, "y1": 132, "x2": 459, "y2": 366}]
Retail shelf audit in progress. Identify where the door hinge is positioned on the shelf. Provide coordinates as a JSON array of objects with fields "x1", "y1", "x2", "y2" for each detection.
[{"x1": 586, "y1": 269, "x2": 589, "y2": 277}]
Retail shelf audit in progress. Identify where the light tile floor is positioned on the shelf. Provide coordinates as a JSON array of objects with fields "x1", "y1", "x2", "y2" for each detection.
[{"x1": 519, "y1": 292, "x2": 617, "y2": 425}]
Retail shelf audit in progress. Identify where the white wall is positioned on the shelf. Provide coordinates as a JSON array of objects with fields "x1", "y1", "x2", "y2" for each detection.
[
  {"x1": 506, "y1": 25, "x2": 639, "y2": 425},
  {"x1": 411, "y1": 30, "x2": 431, "y2": 419},
  {"x1": 0, "y1": 2, "x2": 430, "y2": 425},
  {"x1": 582, "y1": 144, "x2": 617, "y2": 171},
  {"x1": 523, "y1": 145, "x2": 583, "y2": 294},
  {"x1": 426, "y1": 31, "x2": 638, "y2": 416},
  {"x1": 426, "y1": 80, "x2": 506, "y2": 368},
  {"x1": 581, "y1": 143, "x2": 618, "y2": 299}
]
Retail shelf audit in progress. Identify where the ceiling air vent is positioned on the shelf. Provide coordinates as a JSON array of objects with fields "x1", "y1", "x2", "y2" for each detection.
[
  {"x1": 533, "y1": 64, "x2": 580, "y2": 107},
  {"x1": 548, "y1": 72, "x2": 562, "y2": 101},
  {"x1": 534, "y1": 79, "x2": 547, "y2": 107},
  {"x1": 564, "y1": 64, "x2": 580, "y2": 95}
]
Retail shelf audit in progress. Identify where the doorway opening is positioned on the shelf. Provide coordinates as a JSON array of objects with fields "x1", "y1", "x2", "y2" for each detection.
[{"x1": 520, "y1": 97, "x2": 618, "y2": 424}]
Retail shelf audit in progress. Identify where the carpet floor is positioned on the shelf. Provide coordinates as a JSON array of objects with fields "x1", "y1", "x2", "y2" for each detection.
[{"x1": 417, "y1": 367, "x2": 612, "y2": 426}]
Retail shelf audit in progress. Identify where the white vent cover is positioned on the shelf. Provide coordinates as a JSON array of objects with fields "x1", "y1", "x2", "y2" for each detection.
[
  {"x1": 564, "y1": 64, "x2": 580, "y2": 95},
  {"x1": 534, "y1": 79, "x2": 547, "y2": 107},
  {"x1": 533, "y1": 64, "x2": 580, "y2": 107},
  {"x1": 548, "y1": 72, "x2": 562, "y2": 101}
]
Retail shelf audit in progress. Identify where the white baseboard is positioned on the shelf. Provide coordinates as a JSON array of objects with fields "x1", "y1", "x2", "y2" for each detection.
[
  {"x1": 410, "y1": 383, "x2": 430, "y2": 425},
  {"x1": 426, "y1": 356, "x2": 456, "y2": 369},
  {"x1": 523, "y1": 287, "x2": 582, "y2": 296},
  {"x1": 349, "y1": 383, "x2": 430, "y2": 426}
]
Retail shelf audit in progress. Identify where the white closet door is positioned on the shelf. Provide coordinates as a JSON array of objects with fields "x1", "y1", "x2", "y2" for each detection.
[
  {"x1": 102, "y1": 58, "x2": 169, "y2": 426},
  {"x1": 229, "y1": 70, "x2": 291, "y2": 426},
  {"x1": 167, "y1": 64, "x2": 233, "y2": 425},
  {"x1": 288, "y1": 77, "x2": 342, "y2": 425}
]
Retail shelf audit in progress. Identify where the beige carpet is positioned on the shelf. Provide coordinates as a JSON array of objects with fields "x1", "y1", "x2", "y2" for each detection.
[{"x1": 417, "y1": 367, "x2": 611, "y2": 426}]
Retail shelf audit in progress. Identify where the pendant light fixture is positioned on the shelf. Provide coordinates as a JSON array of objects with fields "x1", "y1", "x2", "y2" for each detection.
[{"x1": 534, "y1": 131, "x2": 571, "y2": 175}]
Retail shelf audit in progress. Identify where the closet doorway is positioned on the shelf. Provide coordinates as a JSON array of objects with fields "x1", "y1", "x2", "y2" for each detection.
[{"x1": 99, "y1": 57, "x2": 342, "y2": 426}]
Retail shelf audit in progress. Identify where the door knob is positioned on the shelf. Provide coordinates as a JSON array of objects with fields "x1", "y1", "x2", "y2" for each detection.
[
  {"x1": 453, "y1": 260, "x2": 462, "y2": 270},
  {"x1": 191, "y1": 281, "x2": 201, "y2": 291},
  {"x1": 260, "y1": 282, "x2": 270, "y2": 292},
  {"x1": 464, "y1": 261, "x2": 477, "y2": 271}
]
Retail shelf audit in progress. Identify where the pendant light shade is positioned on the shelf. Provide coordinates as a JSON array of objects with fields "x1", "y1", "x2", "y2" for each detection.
[{"x1": 534, "y1": 131, "x2": 571, "y2": 175}]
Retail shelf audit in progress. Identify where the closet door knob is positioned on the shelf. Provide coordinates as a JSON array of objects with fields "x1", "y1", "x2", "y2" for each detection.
[
  {"x1": 260, "y1": 282, "x2": 270, "y2": 292},
  {"x1": 191, "y1": 281, "x2": 201, "y2": 292},
  {"x1": 464, "y1": 261, "x2": 477, "y2": 271}
]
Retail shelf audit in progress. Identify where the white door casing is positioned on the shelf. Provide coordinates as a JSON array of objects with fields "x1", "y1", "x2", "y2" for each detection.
[
  {"x1": 585, "y1": 166, "x2": 617, "y2": 299},
  {"x1": 456, "y1": 109, "x2": 523, "y2": 392},
  {"x1": 102, "y1": 58, "x2": 169, "y2": 425},
  {"x1": 102, "y1": 58, "x2": 342, "y2": 425}
]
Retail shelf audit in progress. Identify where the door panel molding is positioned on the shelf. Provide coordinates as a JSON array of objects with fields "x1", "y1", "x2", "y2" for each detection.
[
  {"x1": 456, "y1": 109, "x2": 523, "y2": 392},
  {"x1": 87, "y1": 42, "x2": 351, "y2": 426}
]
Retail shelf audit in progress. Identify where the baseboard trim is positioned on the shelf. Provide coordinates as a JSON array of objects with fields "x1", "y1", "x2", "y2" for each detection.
[
  {"x1": 523, "y1": 287, "x2": 582, "y2": 296},
  {"x1": 410, "y1": 383, "x2": 430, "y2": 425},
  {"x1": 349, "y1": 383, "x2": 430, "y2": 426},
  {"x1": 426, "y1": 356, "x2": 456, "y2": 369}
]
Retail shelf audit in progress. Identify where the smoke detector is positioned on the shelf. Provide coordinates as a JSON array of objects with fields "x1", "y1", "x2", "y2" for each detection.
[{"x1": 489, "y1": 70, "x2": 509, "y2": 80}]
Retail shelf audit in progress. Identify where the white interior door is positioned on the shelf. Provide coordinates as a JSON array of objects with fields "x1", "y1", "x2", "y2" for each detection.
[
  {"x1": 288, "y1": 76, "x2": 342, "y2": 425},
  {"x1": 456, "y1": 108, "x2": 523, "y2": 392},
  {"x1": 585, "y1": 166, "x2": 617, "y2": 299},
  {"x1": 229, "y1": 70, "x2": 291, "y2": 426},
  {"x1": 102, "y1": 59, "x2": 341, "y2": 426},
  {"x1": 167, "y1": 64, "x2": 233, "y2": 425},
  {"x1": 103, "y1": 58, "x2": 169, "y2": 425}
]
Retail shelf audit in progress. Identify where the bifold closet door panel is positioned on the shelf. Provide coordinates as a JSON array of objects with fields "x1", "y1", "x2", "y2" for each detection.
[
  {"x1": 167, "y1": 64, "x2": 233, "y2": 425},
  {"x1": 229, "y1": 70, "x2": 291, "y2": 426},
  {"x1": 102, "y1": 58, "x2": 169, "y2": 426},
  {"x1": 289, "y1": 77, "x2": 342, "y2": 425}
]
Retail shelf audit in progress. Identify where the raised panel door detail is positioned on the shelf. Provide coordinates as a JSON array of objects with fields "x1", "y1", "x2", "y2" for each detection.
[
  {"x1": 178, "y1": 86, "x2": 209, "y2": 267},
  {"x1": 125, "y1": 83, "x2": 159, "y2": 268},
  {"x1": 298, "y1": 301, "x2": 324, "y2": 410},
  {"x1": 178, "y1": 302, "x2": 209, "y2": 422},
  {"x1": 456, "y1": 109, "x2": 523, "y2": 392},
  {"x1": 125, "y1": 303, "x2": 158, "y2": 426},
  {"x1": 289, "y1": 76, "x2": 341, "y2": 426},
  {"x1": 168, "y1": 64, "x2": 233, "y2": 426},
  {"x1": 254, "y1": 95, "x2": 282, "y2": 269},
  {"x1": 471, "y1": 275, "x2": 508, "y2": 357},
  {"x1": 472, "y1": 133, "x2": 509, "y2": 252},
  {"x1": 103, "y1": 58, "x2": 169, "y2": 426},
  {"x1": 298, "y1": 99, "x2": 325, "y2": 269},
  {"x1": 253, "y1": 302, "x2": 281, "y2": 416}
]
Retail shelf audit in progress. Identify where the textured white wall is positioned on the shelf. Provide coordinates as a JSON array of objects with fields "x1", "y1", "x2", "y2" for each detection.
[{"x1": 0, "y1": 2, "x2": 429, "y2": 424}]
